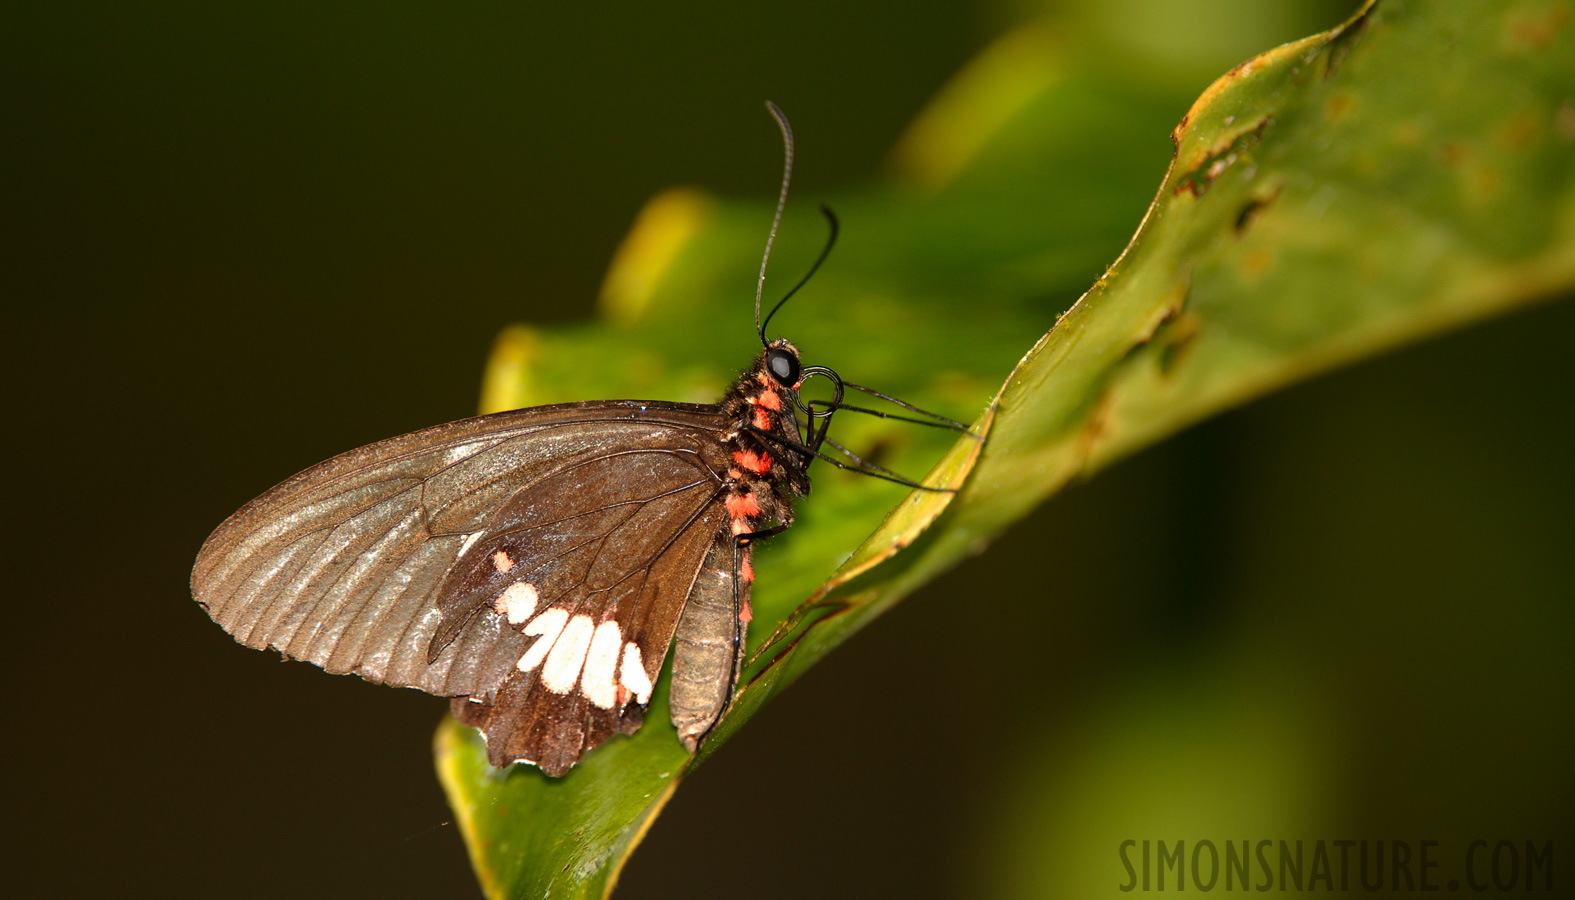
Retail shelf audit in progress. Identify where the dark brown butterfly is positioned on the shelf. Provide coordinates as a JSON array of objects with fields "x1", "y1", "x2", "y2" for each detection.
[{"x1": 191, "y1": 104, "x2": 962, "y2": 777}]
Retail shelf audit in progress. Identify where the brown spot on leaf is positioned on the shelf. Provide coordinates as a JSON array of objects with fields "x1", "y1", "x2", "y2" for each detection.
[
  {"x1": 1157, "y1": 312, "x2": 1201, "y2": 377},
  {"x1": 1327, "y1": 93, "x2": 1354, "y2": 119},
  {"x1": 1558, "y1": 102, "x2": 1575, "y2": 142},
  {"x1": 1234, "y1": 186, "x2": 1282, "y2": 237},
  {"x1": 1119, "y1": 283, "x2": 1191, "y2": 369},
  {"x1": 1136, "y1": 288, "x2": 1188, "y2": 346},
  {"x1": 1500, "y1": 111, "x2": 1541, "y2": 149},
  {"x1": 1174, "y1": 118, "x2": 1271, "y2": 197},
  {"x1": 1393, "y1": 121, "x2": 1423, "y2": 147},
  {"x1": 1505, "y1": 4, "x2": 1571, "y2": 51},
  {"x1": 1074, "y1": 389, "x2": 1115, "y2": 469},
  {"x1": 1473, "y1": 164, "x2": 1502, "y2": 196}
]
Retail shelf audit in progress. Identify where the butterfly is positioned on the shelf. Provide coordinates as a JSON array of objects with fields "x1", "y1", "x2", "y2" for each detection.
[{"x1": 190, "y1": 104, "x2": 963, "y2": 777}]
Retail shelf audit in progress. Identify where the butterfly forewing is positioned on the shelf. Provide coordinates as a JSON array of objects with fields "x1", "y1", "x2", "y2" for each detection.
[{"x1": 192, "y1": 400, "x2": 734, "y2": 707}]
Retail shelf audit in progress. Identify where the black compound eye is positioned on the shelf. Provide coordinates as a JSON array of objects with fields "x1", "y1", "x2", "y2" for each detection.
[{"x1": 766, "y1": 347, "x2": 800, "y2": 387}]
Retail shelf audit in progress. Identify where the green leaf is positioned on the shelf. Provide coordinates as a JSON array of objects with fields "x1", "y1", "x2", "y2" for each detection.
[{"x1": 437, "y1": 1, "x2": 1575, "y2": 895}]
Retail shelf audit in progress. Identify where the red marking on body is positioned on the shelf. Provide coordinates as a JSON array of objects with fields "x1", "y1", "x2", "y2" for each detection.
[
  {"x1": 757, "y1": 372, "x2": 774, "y2": 389},
  {"x1": 740, "y1": 556, "x2": 754, "y2": 583},
  {"x1": 739, "y1": 598, "x2": 753, "y2": 622},
  {"x1": 756, "y1": 388, "x2": 781, "y2": 411},
  {"x1": 731, "y1": 517, "x2": 752, "y2": 536},
  {"x1": 725, "y1": 492, "x2": 761, "y2": 518},
  {"x1": 616, "y1": 684, "x2": 629, "y2": 707},
  {"x1": 727, "y1": 467, "x2": 742, "y2": 480},
  {"x1": 732, "y1": 449, "x2": 772, "y2": 475},
  {"x1": 752, "y1": 407, "x2": 772, "y2": 430}
]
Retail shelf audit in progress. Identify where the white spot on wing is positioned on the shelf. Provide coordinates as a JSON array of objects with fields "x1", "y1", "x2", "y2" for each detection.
[
  {"x1": 581, "y1": 621, "x2": 622, "y2": 709},
  {"x1": 492, "y1": 550, "x2": 514, "y2": 573},
  {"x1": 457, "y1": 531, "x2": 485, "y2": 558},
  {"x1": 541, "y1": 614, "x2": 595, "y2": 694},
  {"x1": 620, "y1": 642, "x2": 652, "y2": 706},
  {"x1": 493, "y1": 582, "x2": 538, "y2": 626},
  {"x1": 515, "y1": 607, "x2": 568, "y2": 673}
]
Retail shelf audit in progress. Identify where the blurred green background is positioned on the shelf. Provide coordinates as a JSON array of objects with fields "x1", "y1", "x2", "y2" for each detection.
[{"x1": 8, "y1": 1, "x2": 1570, "y2": 898}]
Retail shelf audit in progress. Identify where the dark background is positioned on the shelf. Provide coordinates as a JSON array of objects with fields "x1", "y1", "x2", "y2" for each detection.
[{"x1": 8, "y1": 2, "x2": 1570, "y2": 897}]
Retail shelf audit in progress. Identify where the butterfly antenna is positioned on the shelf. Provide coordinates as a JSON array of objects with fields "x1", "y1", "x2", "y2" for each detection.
[
  {"x1": 755, "y1": 101, "x2": 794, "y2": 348},
  {"x1": 759, "y1": 206, "x2": 839, "y2": 342}
]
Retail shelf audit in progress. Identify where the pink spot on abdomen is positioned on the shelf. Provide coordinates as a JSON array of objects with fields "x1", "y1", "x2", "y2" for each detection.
[
  {"x1": 732, "y1": 449, "x2": 772, "y2": 475},
  {"x1": 725, "y1": 492, "x2": 762, "y2": 518}
]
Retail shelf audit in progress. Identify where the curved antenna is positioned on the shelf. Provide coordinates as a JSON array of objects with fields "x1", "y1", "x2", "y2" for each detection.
[
  {"x1": 754, "y1": 102, "x2": 795, "y2": 347},
  {"x1": 759, "y1": 206, "x2": 839, "y2": 343}
]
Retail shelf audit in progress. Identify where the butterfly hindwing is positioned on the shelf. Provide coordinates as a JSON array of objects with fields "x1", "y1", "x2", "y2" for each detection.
[
  {"x1": 446, "y1": 505, "x2": 732, "y2": 774},
  {"x1": 429, "y1": 444, "x2": 737, "y2": 773}
]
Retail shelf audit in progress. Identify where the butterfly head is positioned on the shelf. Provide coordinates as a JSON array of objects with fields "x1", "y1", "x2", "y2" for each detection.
[
  {"x1": 764, "y1": 341, "x2": 801, "y2": 390},
  {"x1": 755, "y1": 338, "x2": 843, "y2": 422}
]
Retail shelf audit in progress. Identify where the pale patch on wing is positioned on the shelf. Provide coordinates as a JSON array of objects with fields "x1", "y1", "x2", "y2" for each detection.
[
  {"x1": 541, "y1": 614, "x2": 595, "y2": 694},
  {"x1": 493, "y1": 582, "x2": 538, "y2": 626},
  {"x1": 457, "y1": 531, "x2": 486, "y2": 559},
  {"x1": 581, "y1": 621, "x2": 623, "y2": 709},
  {"x1": 492, "y1": 550, "x2": 514, "y2": 573},
  {"x1": 515, "y1": 607, "x2": 568, "y2": 673},
  {"x1": 620, "y1": 642, "x2": 653, "y2": 705}
]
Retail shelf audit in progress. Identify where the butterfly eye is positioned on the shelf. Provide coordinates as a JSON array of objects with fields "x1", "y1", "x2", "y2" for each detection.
[{"x1": 766, "y1": 347, "x2": 800, "y2": 387}]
